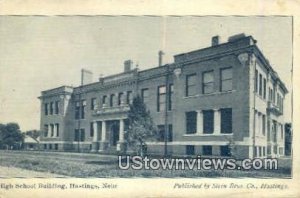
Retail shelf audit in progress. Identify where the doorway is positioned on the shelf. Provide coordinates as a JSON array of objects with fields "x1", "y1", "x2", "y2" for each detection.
[{"x1": 110, "y1": 121, "x2": 119, "y2": 146}]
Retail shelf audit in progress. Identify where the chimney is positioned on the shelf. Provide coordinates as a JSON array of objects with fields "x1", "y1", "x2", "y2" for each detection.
[
  {"x1": 212, "y1": 35, "x2": 220, "y2": 46},
  {"x1": 99, "y1": 74, "x2": 104, "y2": 84},
  {"x1": 81, "y1": 69, "x2": 93, "y2": 86},
  {"x1": 228, "y1": 33, "x2": 246, "y2": 42},
  {"x1": 124, "y1": 60, "x2": 133, "y2": 72},
  {"x1": 158, "y1": 50, "x2": 164, "y2": 67}
]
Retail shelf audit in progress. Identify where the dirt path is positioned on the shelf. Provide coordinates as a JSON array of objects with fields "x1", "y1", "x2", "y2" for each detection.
[{"x1": 0, "y1": 166, "x2": 67, "y2": 178}]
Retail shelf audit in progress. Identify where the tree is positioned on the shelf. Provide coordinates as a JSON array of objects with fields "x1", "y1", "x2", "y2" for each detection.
[
  {"x1": 0, "y1": 123, "x2": 24, "y2": 150},
  {"x1": 285, "y1": 123, "x2": 292, "y2": 156},
  {"x1": 126, "y1": 96, "x2": 158, "y2": 156},
  {"x1": 25, "y1": 129, "x2": 41, "y2": 140}
]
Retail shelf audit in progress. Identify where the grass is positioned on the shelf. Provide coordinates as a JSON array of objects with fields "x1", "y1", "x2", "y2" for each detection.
[{"x1": 0, "y1": 150, "x2": 292, "y2": 178}]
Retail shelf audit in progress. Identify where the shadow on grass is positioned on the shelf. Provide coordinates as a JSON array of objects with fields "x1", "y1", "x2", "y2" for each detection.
[{"x1": 85, "y1": 160, "x2": 118, "y2": 165}]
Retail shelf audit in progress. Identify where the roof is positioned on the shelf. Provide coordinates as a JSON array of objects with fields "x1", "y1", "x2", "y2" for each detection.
[
  {"x1": 40, "y1": 34, "x2": 289, "y2": 95},
  {"x1": 24, "y1": 135, "x2": 39, "y2": 144}
]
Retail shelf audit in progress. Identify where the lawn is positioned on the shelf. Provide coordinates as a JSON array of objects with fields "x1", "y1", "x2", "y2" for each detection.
[{"x1": 0, "y1": 150, "x2": 292, "y2": 178}]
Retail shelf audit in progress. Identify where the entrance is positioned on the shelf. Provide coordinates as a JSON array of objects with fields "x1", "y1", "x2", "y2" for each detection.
[{"x1": 110, "y1": 121, "x2": 119, "y2": 146}]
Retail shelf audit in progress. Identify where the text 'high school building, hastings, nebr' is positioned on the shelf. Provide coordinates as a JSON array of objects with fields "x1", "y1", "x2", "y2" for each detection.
[{"x1": 38, "y1": 33, "x2": 288, "y2": 159}]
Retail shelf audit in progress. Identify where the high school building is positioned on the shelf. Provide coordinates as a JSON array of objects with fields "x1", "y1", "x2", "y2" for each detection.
[{"x1": 39, "y1": 33, "x2": 288, "y2": 158}]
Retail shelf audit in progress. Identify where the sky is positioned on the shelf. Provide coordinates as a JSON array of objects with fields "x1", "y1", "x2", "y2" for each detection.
[{"x1": 0, "y1": 16, "x2": 292, "y2": 131}]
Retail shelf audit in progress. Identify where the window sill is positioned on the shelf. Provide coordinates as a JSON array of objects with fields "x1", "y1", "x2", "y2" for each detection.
[
  {"x1": 45, "y1": 113, "x2": 60, "y2": 116},
  {"x1": 183, "y1": 133, "x2": 233, "y2": 136},
  {"x1": 183, "y1": 90, "x2": 236, "y2": 99}
]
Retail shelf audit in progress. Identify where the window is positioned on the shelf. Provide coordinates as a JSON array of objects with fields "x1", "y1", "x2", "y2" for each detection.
[
  {"x1": 44, "y1": 124, "x2": 48, "y2": 137},
  {"x1": 203, "y1": 110, "x2": 214, "y2": 134},
  {"x1": 202, "y1": 145, "x2": 212, "y2": 155},
  {"x1": 110, "y1": 94, "x2": 115, "y2": 107},
  {"x1": 220, "y1": 145, "x2": 231, "y2": 156},
  {"x1": 279, "y1": 147, "x2": 283, "y2": 155},
  {"x1": 91, "y1": 98, "x2": 96, "y2": 110},
  {"x1": 157, "y1": 125, "x2": 165, "y2": 142},
  {"x1": 141, "y1": 88, "x2": 149, "y2": 103},
  {"x1": 54, "y1": 144, "x2": 58, "y2": 150},
  {"x1": 186, "y1": 111, "x2": 197, "y2": 134},
  {"x1": 157, "y1": 85, "x2": 166, "y2": 112},
  {"x1": 81, "y1": 100, "x2": 86, "y2": 119},
  {"x1": 255, "y1": 69, "x2": 258, "y2": 93},
  {"x1": 263, "y1": 78, "x2": 266, "y2": 99},
  {"x1": 90, "y1": 122, "x2": 94, "y2": 137},
  {"x1": 157, "y1": 125, "x2": 173, "y2": 142},
  {"x1": 280, "y1": 96, "x2": 284, "y2": 112},
  {"x1": 186, "y1": 145, "x2": 195, "y2": 155},
  {"x1": 274, "y1": 146, "x2": 277, "y2": 154},
  {"x1": 55, "y1": 123, "x2": 59, "y2": 137},
  {"x1": 186, "y1": 74, "x2": 197, "y2": 96},
  {"x1": 49, "y1": 144, "x2": 52, "y2": 150},
  {"x1": 127, "y1": 91, "x2": 133, "y2": 104},
  {"x1": 270, "y1": 89, "x2": 273, "y2": 102},
  {"x1": 168, "y1": 125, "x2": 173, "y2": 142},
  {"x1": 278, "y1": 96, "x2": 282, "y2": 111},
  {"x1": 267, "y1": 146, "x2": 271, "y2": 155},
  {"x1": 80, "y1": 129, "x2": 85, "y2": 142},
  {"x1": 169, "y1": 84, "x2": 174, "y2": 110},
  {"x1": 258, "y1": 147, "x2": 262, "y2": 157},
  {"x1": 74, "y1": 129, "x2": 79, "y2": 141},
  {"x1": 220, "y1": 108, "x2": 232, "y2": 134},
  {"x1": 273, "y1": 121, "x2": 277, "y2": 142},
  {"x1": 74, "y1": 129, "x2": 85, "y2": 142},
  {"x1": 259, "y1": 74, "x2": 262, "y2": 96},
  {"x1": 262, "y1": 114, "x2": 266, "y2": 136},
  {"x1": 44, "y1": 144, "x2": 47, "y2": 149},
  {"x1": 50, "y1": 124, "x2": 54, "y2": 137},
  {"x1": 50, "y1": 102, "x2": 54, "y2": 115},
  {"x1": 281, "y1": 124, "x2": 284, "y2": 139},
  {"x1": 273, "y1": 88, "x2": 276, "y2": 103},
  {"x1": 202, "y1": 71, "x2": 214, "y2": 94},
  {"x1": 102, "y1": 95, "x2": 107, "y2": 107},
  {"x1": 118, "y1": 93, "x2": 124, "y2": 106},
  {"x1": 220, "y1": 67, "x2": 232, "y2": 92},
  {"x1": 75, "y1": 101, "x2": 80, "y2": 119},
  {"x1": 44, "y1": 103, "x2": 48, "y2": 115},
  {"x1": 280, "y1": 96, "x2": 282, "y2": 110},
  {"x1": 55, "y1": 101, "x2": 59, "y2": 114},
  {"x1": 267, "y1": 120, "x2": 271, "y2": 141}
]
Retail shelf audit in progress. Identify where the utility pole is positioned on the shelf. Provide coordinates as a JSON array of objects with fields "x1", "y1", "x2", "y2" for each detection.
[{"x1": 77, "y1": 87, "x2": 81, "y2": 153}]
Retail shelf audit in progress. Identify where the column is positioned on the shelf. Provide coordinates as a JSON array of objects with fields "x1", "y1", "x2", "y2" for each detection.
[
  {"x1": 214, "y1": 109, "x2": 221, "y2": 134},
  {"x1": 55, "y1": 124, "x2": 59, "y2": 137},
  {"x1": 120, "y1": 92, "x2": 125, "y2": 106},
  {"x1": 93, "y1": 121, "x2": 98, "y2": 142},
  {"x1": 196, "y1": 110, "x2": 203, "y2": 134},
  {"x1": 258, "y1": 112, "x2": 261, "y2": 136},
  {"x1": 48, "y1": 125, "x2": 51, "y2": 138},
  {"x1": 101, "y1": 121, "x2": 106, "y2": 141},
  {"x1": 117, "y1": 119, "x2": 126, "y2": 152},
  {"x1": 119, "y1": 119, "x2": 124, "y2": 142},
  {"x1": 99, "y1": 120, "x2": 108, "y2": 151},
  {"x1": 91, "y1": 121, "x2": 98, "y2": 152}
]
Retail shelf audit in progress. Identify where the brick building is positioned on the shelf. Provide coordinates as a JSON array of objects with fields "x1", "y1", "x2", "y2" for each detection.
[{"x1": 38, "y1": 34, "x2": 288, "y2": 158}]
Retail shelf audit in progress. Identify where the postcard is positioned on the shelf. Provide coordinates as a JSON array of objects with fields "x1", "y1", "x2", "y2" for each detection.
[{"x1": 0, "y1": 1, "x2": 299, "y2": 197}]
